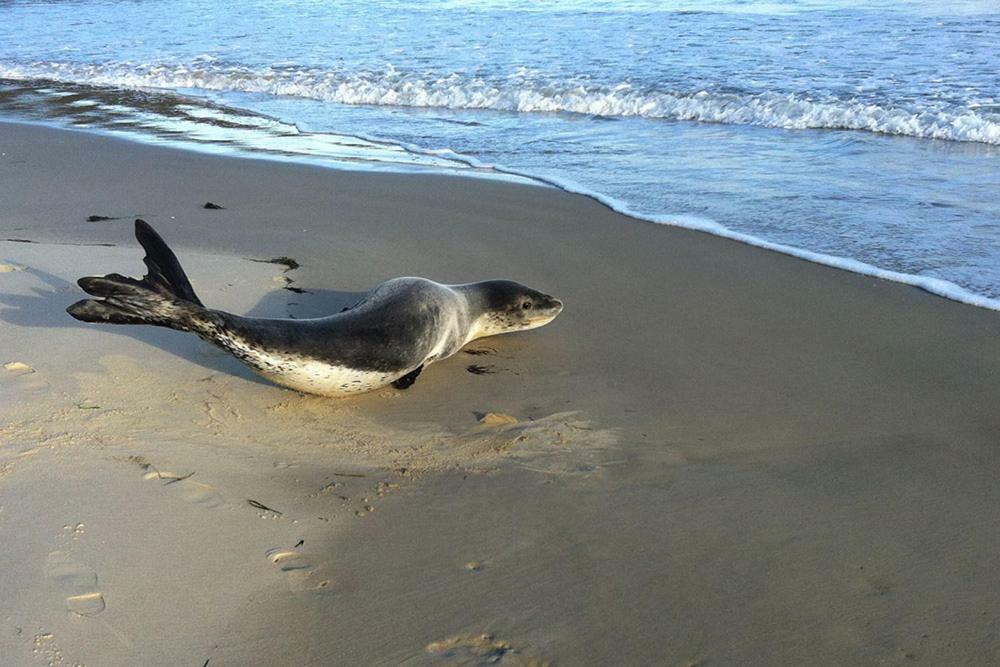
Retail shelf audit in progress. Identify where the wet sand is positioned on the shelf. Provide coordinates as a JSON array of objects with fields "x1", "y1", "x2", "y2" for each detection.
[{"x1": 1, "y1": 120, "x2": 999, "y2": 665}]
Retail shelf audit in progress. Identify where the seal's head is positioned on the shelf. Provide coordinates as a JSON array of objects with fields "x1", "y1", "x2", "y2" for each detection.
[{"x1": 468, "y1": 279, "x2": 564, "y2": 338}]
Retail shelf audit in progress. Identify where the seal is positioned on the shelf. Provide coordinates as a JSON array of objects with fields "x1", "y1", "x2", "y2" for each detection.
[{"x1": 67, "y1": 220, "x2": 564, "y2": 396}]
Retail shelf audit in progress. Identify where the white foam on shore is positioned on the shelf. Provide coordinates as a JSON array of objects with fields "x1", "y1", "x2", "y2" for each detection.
[
  {"x1": 2, "y1": 75, "x2": 997, "y2": 312},
  {"x1": 538, "y1": 174, "x2": 1000, "y2": 311},
  {"x1": 313, "y1": 136, "x2": 1000, "y2": 311},
  {"x1": 2, "y1": 61, "x2": 1000, "y2": 145}
]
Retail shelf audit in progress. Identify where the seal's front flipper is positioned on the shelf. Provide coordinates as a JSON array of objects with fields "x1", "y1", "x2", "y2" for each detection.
[{"x1": 392, "y1": 365, "x2": 423, "y2": 390}]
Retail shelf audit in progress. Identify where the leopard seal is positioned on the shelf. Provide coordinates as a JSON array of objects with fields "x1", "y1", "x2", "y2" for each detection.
[{"x1": 66, "y1": 220, "x2": 563, "y2": 396}]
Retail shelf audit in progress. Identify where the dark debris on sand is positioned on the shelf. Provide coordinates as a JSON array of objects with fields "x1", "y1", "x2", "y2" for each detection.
[
  {"x1": 248, "y1": 256, "x2": 300, "y2": 272},
  {"x1": 463, "y1": 347, "x2": 497, "y2": 356},
  {"x1": 247, "y1": 499, "x2": 282, "y2": 515}
]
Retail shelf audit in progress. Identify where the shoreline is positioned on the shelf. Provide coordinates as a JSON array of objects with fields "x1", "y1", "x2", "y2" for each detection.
[
  {"x1": 2, "y1": 120, "x2": 999, "y2": 665},
  {"x1": 2, "y1": 113, "x2": 998, "y2": 313}
]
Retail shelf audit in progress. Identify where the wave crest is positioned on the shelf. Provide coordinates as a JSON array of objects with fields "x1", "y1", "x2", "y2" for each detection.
[{"x1": 2, "y1": 60, "x2": 999, "y2": 144}]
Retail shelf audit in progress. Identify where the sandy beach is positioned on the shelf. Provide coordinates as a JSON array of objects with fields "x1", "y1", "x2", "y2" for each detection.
[{"x1": 1, "y1": 120, "x2": 999, "y2": 665}]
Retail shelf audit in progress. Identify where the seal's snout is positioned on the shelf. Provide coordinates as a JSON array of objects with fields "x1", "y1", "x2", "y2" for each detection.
[
  {"x1": 531, "y1": 295, "x2": 563, "y2": 324},
  {"x1": 541, "y1": 294, "x2": 563, "y2": 312}
]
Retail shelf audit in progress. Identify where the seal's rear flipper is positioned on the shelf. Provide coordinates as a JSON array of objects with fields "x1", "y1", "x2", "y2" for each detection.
[
  {"x1": 134, "y1": 218, "x2": 203, "y2": 306},
  {"x1": 67, "y1": 219, "x2": 206, "y2": 330},
  {"x1": 391, "y1": 365, "x2": 423, "y2": 390}
]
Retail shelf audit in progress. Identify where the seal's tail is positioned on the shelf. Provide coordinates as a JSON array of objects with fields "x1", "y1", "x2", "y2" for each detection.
[{"x1": 67, "y1": 219, "x2": 207, "y2": 331}]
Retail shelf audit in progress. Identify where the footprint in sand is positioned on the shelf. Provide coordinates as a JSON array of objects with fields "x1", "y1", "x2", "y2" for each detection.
[
  {"x1": 2, "y1": 361, "x2": 51, "y2": 396},
  {"x1": 266, "y1": 547, "x2": 332, "y2": 593},
  {"x1": 32, "y1": 632, "x2": 66, "y2": 666},
  {"x1": 4, "y1": 361, "x2": 35, "y2": 376},
  {"x1": 425, "y1": 633, "x2": 546, "y2": 666},
  {"x1": 141, "y1": 471, "x2": 225, "y2": 509},
  {"x1": 44, "y1": 551, "x2": 106, "y2": 616},
  {"x1": 266, "y1": 549, "x2": 312, "y2": 572}
]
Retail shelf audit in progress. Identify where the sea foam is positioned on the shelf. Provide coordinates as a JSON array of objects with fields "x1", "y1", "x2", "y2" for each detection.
[
  {"x1": 2, "y1": 61, "x2": 999, "y2": 145},
  {"x1": 2, "y1": 66, "x2": 998, "y2": 312}
]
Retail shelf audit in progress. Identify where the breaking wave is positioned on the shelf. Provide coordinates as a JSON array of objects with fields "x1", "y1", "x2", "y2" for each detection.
[{"x1": 2, "y1": 60, "x2": 999, "y2": 145}]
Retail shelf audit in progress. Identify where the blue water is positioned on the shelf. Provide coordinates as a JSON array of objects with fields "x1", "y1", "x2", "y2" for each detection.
[{"x1": 1, "y1": 0, "x2": 998, "y2": 305}]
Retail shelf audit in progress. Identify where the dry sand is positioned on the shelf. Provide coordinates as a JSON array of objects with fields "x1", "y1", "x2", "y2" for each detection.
[{"x1": 1, "y1": 120, "x2": 999, "y2": 665}]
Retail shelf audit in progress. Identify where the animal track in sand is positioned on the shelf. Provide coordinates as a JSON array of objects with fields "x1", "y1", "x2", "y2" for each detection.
[{"x1": 44, "y1": 551, "x2": 106, "y2": 616}]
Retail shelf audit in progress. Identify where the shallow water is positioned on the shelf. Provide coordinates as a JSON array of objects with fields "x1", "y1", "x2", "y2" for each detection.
[{"x1": 0, "y1": 0, "x2": 998, "y2": 304}]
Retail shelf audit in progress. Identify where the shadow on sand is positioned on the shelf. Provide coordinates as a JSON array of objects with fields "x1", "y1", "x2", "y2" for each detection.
[{"x1": 0, "y1": 265, "x2": 367, "y2": 386}]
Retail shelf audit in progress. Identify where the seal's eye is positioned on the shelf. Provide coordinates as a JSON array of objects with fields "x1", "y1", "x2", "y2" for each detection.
[{"x1": 522, "y1": 302, "x2": 532, "y2": 310}]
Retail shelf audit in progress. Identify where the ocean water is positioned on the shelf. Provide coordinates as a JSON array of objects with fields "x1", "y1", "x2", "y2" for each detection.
[{"x1": 1, "y1": 0, "x2": 998, "y2": 307}]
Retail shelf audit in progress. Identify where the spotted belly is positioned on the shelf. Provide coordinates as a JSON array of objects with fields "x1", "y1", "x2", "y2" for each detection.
[{"x1": 257, "y1": 358, "x2": 398, "y2": 396}]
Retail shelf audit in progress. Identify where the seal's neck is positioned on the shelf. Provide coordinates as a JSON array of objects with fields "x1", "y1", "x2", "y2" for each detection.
[
  {"x1": 453, "y1": 282, "x2": 501, "y2": 342},
  {"x1": 465, "y1": 313, "x2": 510, "y2": 341}
]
